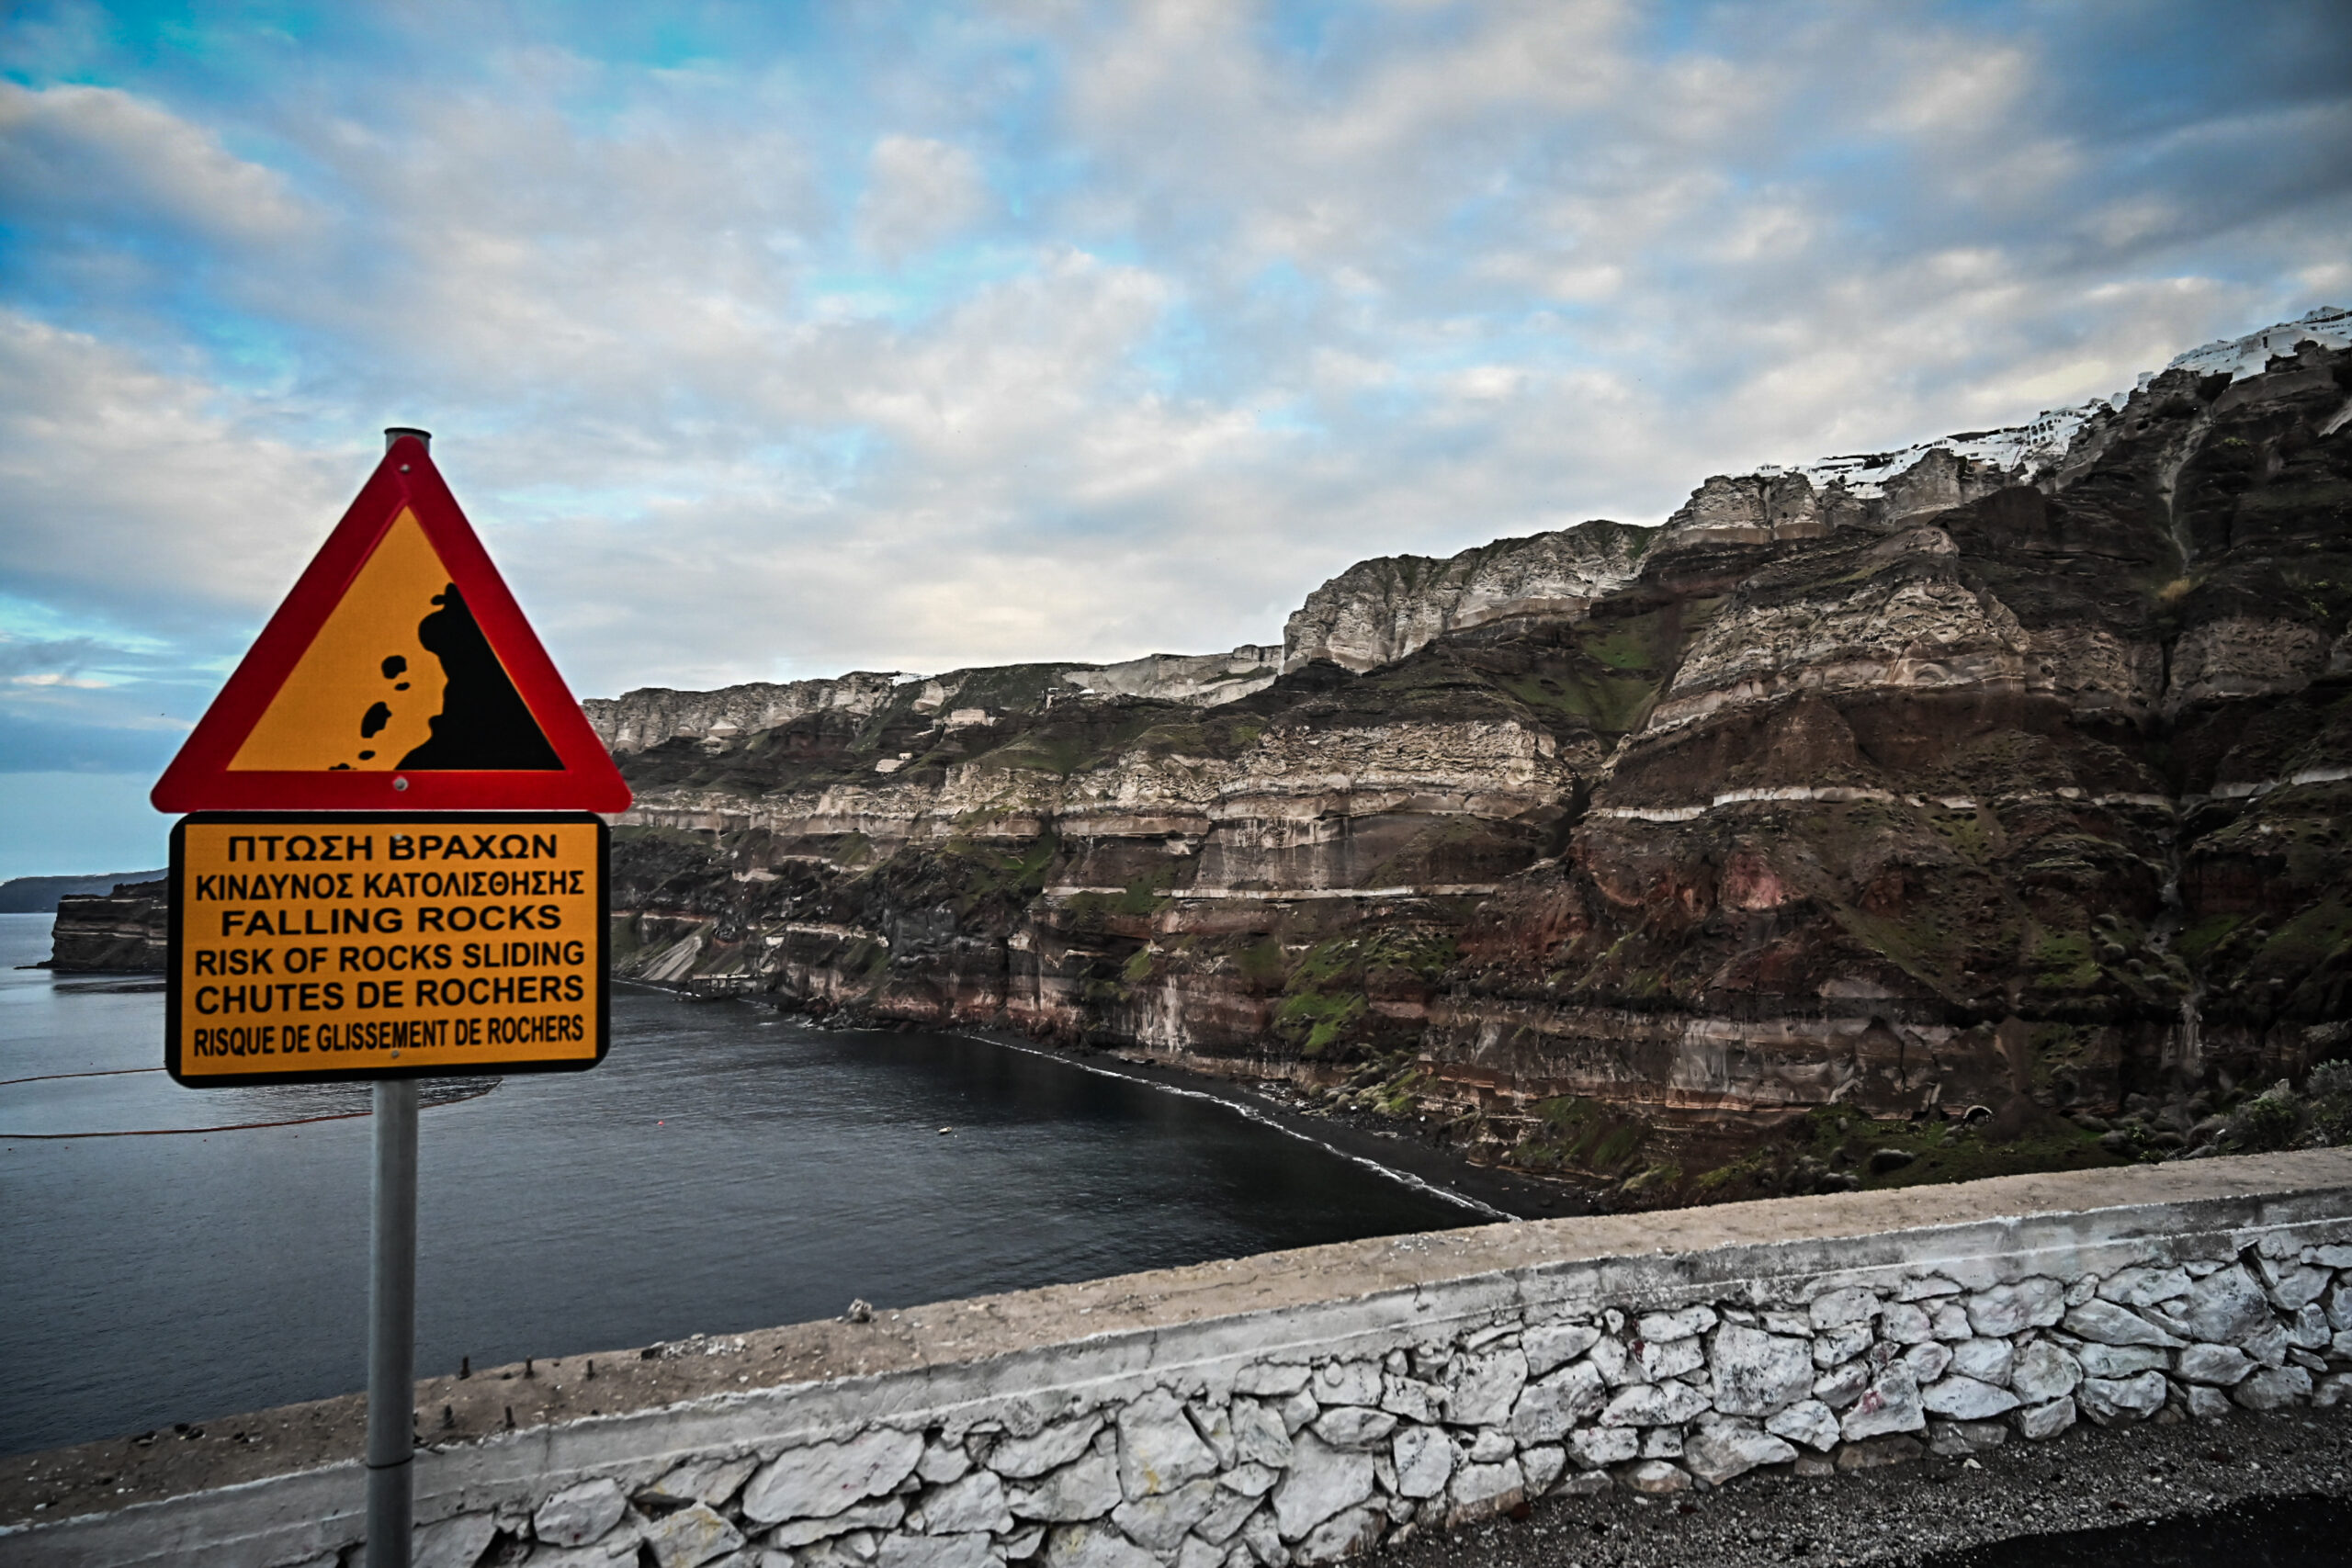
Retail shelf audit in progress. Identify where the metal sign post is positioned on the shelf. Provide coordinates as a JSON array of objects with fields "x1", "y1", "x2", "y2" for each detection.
[
  {"x1": 368, "y1": 1079, "x2": 419, "y2": 1568},
  {"x1": 151, "y1": 428, "x2": 629, "y2": 1566}
]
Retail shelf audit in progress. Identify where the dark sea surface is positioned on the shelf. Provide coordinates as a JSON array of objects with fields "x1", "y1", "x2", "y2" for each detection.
[{"x1": 0, "y1": 912, "x2": 1476, "y2": 1456}]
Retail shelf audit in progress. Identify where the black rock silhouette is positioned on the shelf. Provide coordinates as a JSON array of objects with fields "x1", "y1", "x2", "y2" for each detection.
[{"x1": 396, "y1": 583, "x2": 560, "y2": 770}]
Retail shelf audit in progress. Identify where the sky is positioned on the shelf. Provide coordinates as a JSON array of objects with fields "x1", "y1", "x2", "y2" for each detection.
[{"x1": 2, "y1": 1, "x2": 2349, "y2": 879}]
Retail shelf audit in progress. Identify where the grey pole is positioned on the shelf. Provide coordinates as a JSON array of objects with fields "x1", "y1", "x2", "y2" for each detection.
[
  {"x1": 367, "y1": 1077, "x2": 420, "y2": 1566},
  {"x1": 367, "y1": 423, "x2": 429, "y2": 1568}
]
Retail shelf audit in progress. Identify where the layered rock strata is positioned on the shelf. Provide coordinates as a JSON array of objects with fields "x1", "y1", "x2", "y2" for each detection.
[
  {"x1": 602, "y1": 318, "x2": 2352, "y2": 1199},
  {"x1": 44, "y1": 881, "x2": 167, "y2": 971}
]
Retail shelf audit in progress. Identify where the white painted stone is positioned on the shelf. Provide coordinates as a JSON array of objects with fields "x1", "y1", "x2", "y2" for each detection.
[
  {"x1": 1946, "y1": 1338, "x2": 2012, "y2": 1386},
  {"x1": 1930, "y1": 1304, "x2": 1973, "y2": 1341},
  {"x1": 413, "y1": 1512, "x2": 498, "y2": 1568},
  {"x1": 1193, "y1": 1490, "x2": 1260, "y2": 1547},
  {"x1": 1522, "y1": 1323, "x2": 1601, "y2": 1376},
  {"x1": 644, "y1": 1504, "x2": 747, "y2": 1568},
  {"x1": 2309, "y1": 1245, "x2": 2352, "y2": 1269},
  {"x1": 1175, "y1": 1536, "x2": 1225, "y2": 1568},
  {"x1": 1965, "y1": 1279, "x2": 2064, "y2": 1337},
  {"x1": 2233, "y1": 1367, "x2": 2313, "y2": 1411},
  {"x1": 1520, "y1": 1445, "x2": 1566, "y2": 1496},
  {"x1": 2097, "y1": 1267, "x2": 2191, "y2": 1308},
  {"x1": 1566, "y1": 1427, "x2": 1638, "y2": 1469},
  {"x1": 2244, "y1": 1320, "x2": 2290, "y2": 1369},
  {"x1": 1510, "y1": 1359, "x2": 1607, "y2": 1442},
  {"x1": 1229, "y1": 1401, "x2": 1293, "y2": 1470},
  {"x1": 2328, "y1": 1284, "x2": 2352, "y2": 1334},
  {"x1": 1621, "y1": 1461, "x2": 1690, "y2": 1495},
  {"x1": 1233, "y1": 1365, "x2": 1310, "y2": 1398},
  {"x1": 1810, "y1": 1288, "x2": 1878, "y2": 1329},
  {"x1": 536, "y1": 1480, "x2": 630, "y2": 1548},
  {"x1": 1273, "y1": 1391, "x2": 1317, "y2": 1435},
  {"x1": 1762, "y1": 1311, "x2": 1813, "y2": 1337},
  {"x1": 2078, "y1": 1371, "x2": 2168, "y2": 1425},
  {"x1": 1110, "y1": 1478, "x2": 1220, "y2": 1551},
  {"x1": 1445, "y1": 1459, "x2": 1525, "y2": 1521},
  {"x1": 2185, "y1": 1384, "x2": 2234, "y2": 1421},
  {"x1": 989, "y1": 1419, "x2": 1105, "y2": 1482},
  {"x1": 797, "y1": 1530, "x2": 878, "y2": 1568},
  {"x1": 2074, "y1": 1344, "x2": 2169, "y2": 1379},
  {"x1": 913, "y1": 1472, "x2": 1012, "y2": 1536},
  {"x1": 1919, "y1": 1377, "x2": 2019, "y2": 1420},
  {"x1": 1307, "y1": 1407, "x2": 1396, "y2": 1450},
  {"x1": 1308, "y1": 1362, "x2": 1382, "y2": 1409},
  {"x1": 1006, "y1": 1453, "x2": 1124, "y2": 1523},
  {"x1": 1377, "y1": 1374, "x2": 1441, "y2": 1423},
  {"x1": 1638, "y1": 1428, "x2": 1682, "y2": 1460},
  {"x1": 1709, "y1": 1325, "x2": 1813, "y2": 1416},
  {"x1": 2146, "y1": 1266, "x2": 2270, "y2": 1346},
  {"x1": 2009, "y1": 1342, "x2": 2081, "y2": 1404},
  {"x1": 1764, "y1": 1400, "x2": 1840, "y2": 1451},
  {"x1": 1118, "y1": 1391, "x2": 1222, "y2": 1501},
  {"x1": 1814, "y1": 1360, "x2": 1871, "y2": 1409},
  {"x1": 2262, "y1": 1262, "x2": 2334, "y2": 1312},
  {"x1": 1634, "y1": 1306, "x2": 1716, "y2": 1343},
  {"x1": 1812, "y1": 1322, "x2": 1872, "y2": 1369},
  {"x1": 1899, "y1": 1276, "x2": 1963, "y2": 1302},
  {"x1": 2065, "y1": 1275, "x2": 2099, "y2": 1308},
  {"x1": 1638, "y1": 1337, "x2": 1704, "y2": 1381},
  {"x1": 653, "y1": 1457, "x2": 763, "y2": 1509},
  {"x1": 1902, "y1": 1342, "x2": 1952, "y2": 1386},
  {"x1": 1187, "y1": 1404, "x2": 1238, "y2": 1470},
  {"x1": 1294, "y1": 1506, "x2": 1382, "y2": 1566},
  {"x1": 2288, "y1": 1303, "x2": 2332, "y2": 1350},
  {"x1": 763, "y1": 1500, "x2": 906, "y2": 1548},
  {"x1": 2064, "y1": 1301, "x2": 2182, "y2": 1348},
  {"x1": 1044, "y1": 1521, "x2": 1158, "y2": 1568},
  {"x1": 1444, "y1": 1348, "x2": 1529, "y2": 1427},
  {"x1": 1880, "y1": 1303, "x2": 1933, "y2": 1344},
  {"x1": 1585, "y1": 1336, "x2": 1635, "y2": 1386},
  {"x1": 1236, "y1": 1506, "x2": 1283, "y2": 1568},
  {"x1": 1464, "y1": 1429, "x2": 1513, "y2": 1464},
  {"x1": 1682, "y1": 1419, "x2": 1797, "y2": 1486},
  {"x1": 747, "y1": 1432, "x2": 928, "y2": 1526},
  {"x1": 1271, "y1": 1435, "x2": 1375, "y2": 1542},
  {"x1": 2016, "y1": 1397, "x2": 2077, "y2": 1441},
  {"x1": 1556, "y1": 1470, "x2": 1613, "y2": 1497},
  {"x1": 1838, "y1": 1365, "x2": 1925, "y2": 1441},
  {"x1": 1600, "y1": 1380, "x2": 1709, "y2": 1427},
  {"x1": 1391, "y1": 1427, "x2": 1453, "y2": 1499},
  {"x1": 2312, "y1": 1373, "x2": 2352, "y2": 1409},
  {"x1": 1219, "y1": 1462, "x2": 1282, "y2": 1498}
]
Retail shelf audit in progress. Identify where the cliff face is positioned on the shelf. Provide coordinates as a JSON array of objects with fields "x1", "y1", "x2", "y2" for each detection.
[
  {"x1": 604, "y1": 313, "x2": 2352, "y2": 1199},
  {"x1": 46, "y1": 882, "x2": 168, "y2": 971}
]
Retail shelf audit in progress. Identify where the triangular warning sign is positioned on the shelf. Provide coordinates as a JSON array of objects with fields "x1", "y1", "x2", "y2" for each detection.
[{"x1": 153, "y1": 433, "x2": 632, "y2": 812}]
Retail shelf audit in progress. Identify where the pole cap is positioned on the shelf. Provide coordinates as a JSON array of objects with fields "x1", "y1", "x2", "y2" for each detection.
[{"x1": 384, "y1": 427, "x2": 432, "y2": 452}]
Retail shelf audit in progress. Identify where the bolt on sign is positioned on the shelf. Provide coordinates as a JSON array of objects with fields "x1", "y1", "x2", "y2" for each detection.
[{"x1": 153, "y1": 432, "x2": 631, "y2": 1085}]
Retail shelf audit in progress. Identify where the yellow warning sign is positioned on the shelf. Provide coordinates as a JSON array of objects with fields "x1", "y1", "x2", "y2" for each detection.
[
  {"x1": 229, "y1": 509, "x2": 560, "y2": 774},
  {"x1": 167, "y1": 812, "x2": 607, "y2": 1083}
]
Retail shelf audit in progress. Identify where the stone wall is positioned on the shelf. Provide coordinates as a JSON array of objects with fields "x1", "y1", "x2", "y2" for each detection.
[{"x1": 7, "y1": 1152, "x2": 2352, "y2": 1568}]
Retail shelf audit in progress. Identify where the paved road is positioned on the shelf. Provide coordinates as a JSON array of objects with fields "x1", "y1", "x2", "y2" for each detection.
[{"x1": 1383, "y1": 1405, "x2": 2352, "y2": 1568}]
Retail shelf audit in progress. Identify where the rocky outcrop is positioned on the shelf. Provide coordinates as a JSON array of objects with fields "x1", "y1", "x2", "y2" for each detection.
[
  {"x1": 1065, "y1": 647, "x2": 1282, "y2": 706},
  {"x1": 1282, "y1": 522, "x2": 1653, "y2": 672},
  {"x1": 585, "y1": 672, "x2": 907, "y2": 755},
  {"x1": 599, "y1": 315, "x2": 2352, "y2": 1202},
  {"x1": 45, "y1": 881, "x2": 167, "y2": 971}
]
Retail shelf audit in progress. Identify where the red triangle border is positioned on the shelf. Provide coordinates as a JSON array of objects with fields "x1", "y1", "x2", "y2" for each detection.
[{"x1": 152, "y1": 434, "x2": 634, "y2": 813}]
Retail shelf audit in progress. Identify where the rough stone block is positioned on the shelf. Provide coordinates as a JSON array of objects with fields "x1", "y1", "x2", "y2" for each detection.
[
  {"x1": 413, "y1": 1512, "x2": 498, "y2": 1568},
  {"x1": 2097, "y1": 1267, "x2": 2190, "y2": 1309},
  {"x1": 1044, "y1": 1521, "x2": 1157, "y2": 1568},
  {"x1": 1812, "y1": 1323, "x2": 1872, "y2": 1369},
  {"x1": 1634, "y1": 1306, "x2": 1717, "y2": 1343},
  {"x1": 1620, "y1": 1461, "x2": 1690, "y2": 1495},
  {"x1": 1926, "y1": 1419, "x2": 2007, "y2": 1457},
  {"x1": 2174, "y1": 1344, "x2": 2252, "y2": 1389},
  {"x1": 1930, "y1": 1304, "x2": 1973, "y2": 1342},
  {"x1": 1566, "y1": 1427, "x2": 1638, "y2": 1469},
  {"x1": 1389, "y1": 1427, "x2": 1453, "y2": 1500},
  {"x1": 1007, "y1": 1453, "x2": 1124, "y2": 1523},
  {"x1": 2008, "y1": 1342, "x2": 2081, "y2": 1404},
  {"x1": 1443, "y1": 1348, "x2": 1528, "y2": 1427},
  {"x1": 1520, "y1": 1444, "x2": 1566, "y2": 1497},
  {"x1": 1233, "y1": 1365, "x2": 1310, "y2": 1398},
  {"x1": 913, "y1": 1472, "x2": 1012, "y2": 1536},
  {"x1": 537, "y1": 1479, "x2": 630, "y2": 1548},
  {"x1": 763, "y1": 1500, "x2": 906, "y2": 1548},
  {"x1": 1638, "y1": 1428, "x2": 1681, "y2": 1460},
  {"x1": 1555, "y1": 1469, "x2": 1613, "y2": 1497},
  {"x1": 1230, "y1": 1400, "x2": 1293, "y2": 1471},
  {"x1": 1902, "y1": 1342, "x2": 1952, "y2": 1386},
  {"x1": 1838, "y1": 1364, "x2": 1925, "y2": 1441},
  {"x1": 1445, "y1": 1459, "x2": 1525, "y2": 1523},
  {"x1": 1880, "y1": 1303, "x2": 1933, "y2": 1344},
  {"x1": 1271, "y1": 1435, "x2": 1375, "y2": 1541},
  {"x1": 1118, "y1": 1391, "x2": 1222, "y2": 1500},
  {"x1": 2063, "y1": 1301, "x2": 2182, "y2": 1348},
  {"x1": 2015, "y1": 1398, "x2": 2076, "y2": 1441},
  {"x1": 1708, "y1": 1325, "x2": 1812, "y2": 1417},
  {"x1": 2078, "y1": 1371, "x2": 2168, "y2": 1426},
  {"x1": 644, "y1": 1504, "x2": 748, "y2": 1568},
  {"x1": 1920, "y1": 1376, "x2": 2019, "y2": 1420},
  {"x1": 1810, "y1": 1288, "x2": 1878, "y2": 1330},
  {"x1": 1763, "y1": 1399, "x2": 1839, "y2": 1451},
  {"x1": 1681, "y1": 1420, "x2": 1797, "y2": 1486},
  {"x1": 1376, "y1": 1374, "x2": 1440, "y2": 1424},
  {"x1": 2144, "y1": 1267, "x2": 2270, "y2": 1346},
  {"x1": 2073, "y1": 1344, "x2": 2170, "y2": 1379},
  {"x1": 1308, "y1": 1362, "x2": 1381, "y2": 1409},
  {"x1": 1307, "y1": 1407, "x2": 1395, "y2": 1451},
  {"x1": 1965, "y1": 1279, "x2": 2064, "y2": 1337},
  {"x1": 2185, "y1": 1385, "x2": 2234, "y2": 1421},
  {"x1": 1522, "y1": 1323, "x2": 1602, "y2": 1377},
  {"x1": 1813, "y1": 1360, "x2": 1871, "y2": 1409},
  {"x1": 1294, "y1": 1506, "x2": 1382, "y2": 1566},
  {"x1": 1510, "y1": 1359, "x2": 1606, "y2": 1442},
  {"x1": 1600, "y1": 1379, "x2": 1709, "y2": 1428},
  {"x1": 1110, "y1": 1478, "x2": 1220, "y2": 1551},
  {"x1": 2233, "y1": 1367, "x2": 2313, "y2": 1411},
  {"x1": 989, "y1": 1419, "x2": 1105, "y2": 1482},
  {"x1": 1638, "y1": 1337, "x2": 1704, "y2": 1382},
  {"x1": 1948, "y1": 1338, "x2": 2013, "y2": 1387}
]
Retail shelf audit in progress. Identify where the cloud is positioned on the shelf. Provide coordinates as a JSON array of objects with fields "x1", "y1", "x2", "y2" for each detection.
[{"x1": 857, "y1": 134, "x2": 989, "y2": 262}]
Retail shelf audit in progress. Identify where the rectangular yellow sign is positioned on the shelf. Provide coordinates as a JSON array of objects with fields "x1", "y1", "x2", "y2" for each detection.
[{"x1": 167, "y1": 812, "x2": 608, "y2": 1085}]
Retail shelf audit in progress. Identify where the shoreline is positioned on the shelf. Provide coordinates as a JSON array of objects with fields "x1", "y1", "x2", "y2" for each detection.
[{"x1": 621, "y1": 979, "x2": 1601, "y2": 1226}]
